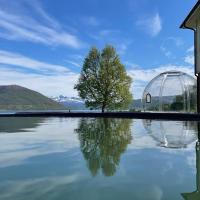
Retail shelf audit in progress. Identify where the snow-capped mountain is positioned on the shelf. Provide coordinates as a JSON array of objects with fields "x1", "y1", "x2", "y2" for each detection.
[
  {"x1": 51, "y1": 95, "x2": 86, "y2": 110},
  {"x1": 51, "y1": 95, "x2": 84, "y2": 103}
]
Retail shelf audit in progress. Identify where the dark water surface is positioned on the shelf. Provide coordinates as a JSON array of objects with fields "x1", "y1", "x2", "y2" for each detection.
[{"x1": 0, "y1": 117, "x2": 199, "y2": 200}]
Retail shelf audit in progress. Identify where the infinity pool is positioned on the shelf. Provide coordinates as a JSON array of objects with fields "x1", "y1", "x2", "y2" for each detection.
[{"x1": 0, "y1": 117, "x2": 199, "y2": 200}]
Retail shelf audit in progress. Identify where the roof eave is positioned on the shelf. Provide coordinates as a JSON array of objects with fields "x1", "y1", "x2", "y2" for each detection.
[{"x1": 180, "y1": 1, "x2": 200, "y2": 29}]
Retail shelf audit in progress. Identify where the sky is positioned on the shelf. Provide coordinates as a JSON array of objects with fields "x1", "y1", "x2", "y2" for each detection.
[{"x1": 0, "y1": 0, "x2": 197, "y2": 99}]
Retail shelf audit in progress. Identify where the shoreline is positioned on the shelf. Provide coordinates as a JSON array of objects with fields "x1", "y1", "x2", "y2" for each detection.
[{"x1": 0, "y1": 111, "x2": 200, "y2": 121}]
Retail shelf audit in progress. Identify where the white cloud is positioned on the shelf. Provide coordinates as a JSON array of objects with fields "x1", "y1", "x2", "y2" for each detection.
[
  {"x1": 160, "y1": 46, "x2": 172, "y2": 58},
  {"x1": 128, "y1": 64, "x2": 193, "y2": 82},
  {"x1": 0, "y1": 174, "x2": 81, "y2": 199},
  {"x1": 128, "y1": 64, "x2": 194, "y2": 99},
  {"x1": 184, "y1": 45, "x2": 194, "y2": 65},
  {"x1": 0, "y1": 2, "x2": 83, "y2": 48},
  {"x1": 136, "y1": 13, "x2": 162, "y2": 37},
  {"x1": 0, "y1": 67, "x2": 79, "y2": 97},
  {"x1": 89, "y1": 29, "x2": 121, "y2": 41},
  {"x1": 0, "y1": 50, "x2": 79, "y2": 97},
  {"x1": 160, "y1": 37, "x2": 183, "y2": 58},
  {"x1": 0, "y1": 50, "x2": 195, "y2": 100},
  {"x1": 116, "y1": 43, "x2": 128, "y2": 55},
  {"x1": 0, "y1": 50, "x2": 69, "y2": 74},
  {"x1": 0, "y1": 117, "x2": 80, "y2": 167},
  {"x1": 187, "y1": 46, "x2": 194, "y2": 53},
  {"x1": 184, "y1": 55, "x2": 194, "y2": 65},
  {"x1": 65, "y1": 60, "x2": 81, "y2": 68}
]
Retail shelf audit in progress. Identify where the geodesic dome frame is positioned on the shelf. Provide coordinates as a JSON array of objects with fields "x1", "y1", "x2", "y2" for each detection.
[{"x1": 142, "y1": 71, "x2": 197, "y2": 113}]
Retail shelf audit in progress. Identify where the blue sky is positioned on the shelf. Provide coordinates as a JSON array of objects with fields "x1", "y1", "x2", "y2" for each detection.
[{"x1": 0, "y1": 0, "x2": 197, "y2": 98}]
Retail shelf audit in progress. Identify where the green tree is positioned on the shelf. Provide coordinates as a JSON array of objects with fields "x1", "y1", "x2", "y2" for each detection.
[
  {"x1": 75, "y1": 118, "x2": 132, "y2": 176},
  {"x1": 74, "y1": 45, "x2": 133, "y2": 112}
]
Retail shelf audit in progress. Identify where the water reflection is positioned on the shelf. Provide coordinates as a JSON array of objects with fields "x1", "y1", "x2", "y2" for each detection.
[
  {"x1": 75, "y1": 118, "x2": 132, "y2": 176},
  {"x1": 181, "y1": 122, "x2": 200, "y2": 199},
  {"x1": 0, "y1": 117, "x2": 45, "y2": 133},
  {"x1": 143, "y1": 120, "x2": 197, "y2": 148},
  {"x1": 143, "y1": 119, "x2": 200, "y2": 199}
]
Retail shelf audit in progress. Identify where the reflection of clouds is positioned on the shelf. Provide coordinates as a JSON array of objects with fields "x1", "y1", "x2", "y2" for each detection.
[
  {"x1": 0, "y1": 118, "x2": 198, "y2": 199},
  {"x1": 0, "y1": 118, "x2": 79, "y2": 167},
  {"x1": 127, "y1": 119, "x2": 197, "y2": 176},
  {"x1": 0, "y1": 174, "x2": 81, "y2": 200},
  {"x1": 128, "y1": 120, "x2": 158, "y2": 149},
  {"x1": 186, "y1": 152, "x2": 196, "y2": 174},
  {"x1": 142, "y1": 185, "x2": 163, "y2": 200},
  {"x1": 158, "y1": 148, "x2": 196, "y2": 177}
]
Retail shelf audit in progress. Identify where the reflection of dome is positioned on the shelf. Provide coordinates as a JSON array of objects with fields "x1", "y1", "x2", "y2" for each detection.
[
  {"x1": 142, "y1": 71, "x2": 197, "y2": 112},
  {"x1": 143, "y1": 120, "x2": 197, "y2": 148}
]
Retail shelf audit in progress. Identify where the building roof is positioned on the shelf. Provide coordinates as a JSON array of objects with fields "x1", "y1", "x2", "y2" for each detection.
[{"x1": 180, "y1": 0, "x2": 200, "y2": 29}]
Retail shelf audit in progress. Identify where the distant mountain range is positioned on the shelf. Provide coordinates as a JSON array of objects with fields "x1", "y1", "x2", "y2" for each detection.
[
  {"x1": 0, "y1": 85, "x2": 180, "y2": 112},
  {"x1": 0, "y1": 85, "x2": 142, "y2": 111},
  {"x1": 51, "y1": 95, "x2": 181, "y2": 111},
  {"x1": 0, "y1": 85, "x2": 66, "y2": 111},
  {"x1": 51, "y1": 95, "x2": 87, "y2": 110},
  {"x1": 51, "y1": 95, "x2": 144, "y2": 111}
]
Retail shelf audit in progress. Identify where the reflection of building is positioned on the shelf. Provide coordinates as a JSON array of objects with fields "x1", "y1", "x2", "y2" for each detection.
[
  {"x1": 181, "y1": 128, "x2": 200, "y2": 199},
  {"x1": 142, "y1": 71, "x2": 196, "y2": 112},
  {"x1": 143, "y1": 120, "x2": 197, "y2": 148}
]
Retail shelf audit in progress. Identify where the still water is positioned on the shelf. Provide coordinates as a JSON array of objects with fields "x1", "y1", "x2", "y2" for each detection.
[{"x1": 0, "y1": 117, "x2": 199, "y2": 200}]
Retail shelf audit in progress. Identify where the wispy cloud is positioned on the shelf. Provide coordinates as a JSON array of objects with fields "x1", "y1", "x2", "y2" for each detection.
[
  {"x1": 128, "y1": 64, "x2": 194, "y2": 98},
  {"x1": 0, "y1": 50, "x2": 69, "y2": 74},
  {"x1": 65, "y1": 60, "x2": 82, "y2": 68},
  {"x1": 116, "y1": 43, "x2": 128, "y2": 55},
  {"x1": 0, "y1": 117, "x2": 80, "y2": 167},
  {"x1": 82, "y1": 16, "x2": 100, "y2": 26},
  {"x1": 160, "y1": 46, "x2": 172, "y2": 58},
  {"x1": 184, "y1": 46, "x2": 194, "y2": 65},
  {"x1": 128, "y1": 64, "x2": 193, "y2": 82},
  {"x1": 0, "y1": 1, "x2": 83, "y2": 48},
  {"x1": 136, "y1": 13, "x2": 162, "y2": 37},
  {"x1": 184, "y1": 55, "x2": 194, "y2": 65},
  {"x1": 0, "y1": 49, "x2": 79, "y2": 97},
  {"x1": 160, "y1": 37, "x2": 183, "y2": 58},
  {"x1": 0, "y1": 174, "x2": 81, "y2": 199},
  {"x1": 89, "y1": 29, "x2": 121, "y2": 41},
  {"x1": 88, "y1": 29, "x2": 132, "y2": 55},
  {"x1": 0, "y1": 52, "x2": 195, "y2": 99},
  {"x1": 187, "y1": 46, "x2": 194, "y2": 53},
  {"x1": 0, "y1": 67, "x2": 79, "y2": 97}
]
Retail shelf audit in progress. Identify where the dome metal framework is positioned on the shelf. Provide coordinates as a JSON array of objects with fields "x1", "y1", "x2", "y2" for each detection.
[{"x1": 142, "y1": 71, "x2": 197, "y2": 112}]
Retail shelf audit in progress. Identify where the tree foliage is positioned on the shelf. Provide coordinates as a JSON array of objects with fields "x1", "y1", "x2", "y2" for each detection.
[{"x1": 74, "y1": 45, "x2": 132, "y2": 112}]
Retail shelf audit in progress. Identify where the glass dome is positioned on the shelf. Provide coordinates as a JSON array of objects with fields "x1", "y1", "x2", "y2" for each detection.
[
  {"x1": 142, "y1": 71, "x2": 197, "y2": 112},
  {"x1": 143, "y1": 120, "x2": 197, "y2": 148}
]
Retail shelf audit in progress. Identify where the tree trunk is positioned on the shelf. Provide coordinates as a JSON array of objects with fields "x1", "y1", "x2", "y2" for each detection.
[{"x1": 102, "y1": 105, "x2": 105, "y2": 113}]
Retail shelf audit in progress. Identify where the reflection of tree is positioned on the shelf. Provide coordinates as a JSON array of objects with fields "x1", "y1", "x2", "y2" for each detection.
[{"x1": 75, "y1": 118, "x2": 132, "y2": 176}]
